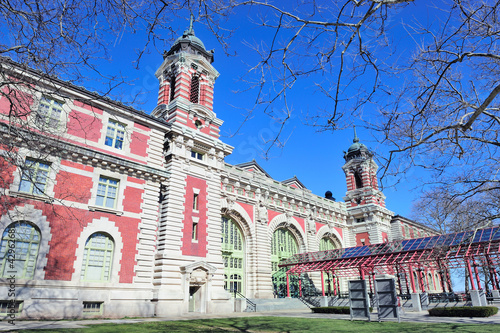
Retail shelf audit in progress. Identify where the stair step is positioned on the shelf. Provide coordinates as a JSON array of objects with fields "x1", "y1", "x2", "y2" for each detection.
[{"x1": 246, "y1": 298, "x2": 310, "y2": 311}]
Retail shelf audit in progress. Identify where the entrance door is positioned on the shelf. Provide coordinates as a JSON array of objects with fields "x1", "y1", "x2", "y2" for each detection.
[{"x1": 189, "y1": 286, "x2": 201, "y2": 312}]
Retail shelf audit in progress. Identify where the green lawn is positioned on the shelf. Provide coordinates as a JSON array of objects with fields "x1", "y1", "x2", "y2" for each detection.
[{"x1": 17, "y1": 317, "x2": 500, "y2": 333}]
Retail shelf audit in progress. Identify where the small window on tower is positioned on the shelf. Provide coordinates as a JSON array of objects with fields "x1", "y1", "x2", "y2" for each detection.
[
  {"x1": 190, "y1": 75, "x2": 200, "y2": 103},
  {"x1": 354, "y1": 171, "x2": 363, "y2": 189},
  {"x1": 193, "y1": 193, "x2": 199, "y2": 211},
  {"x1": 195, "y1": 120, "x2": 203, "y2": 129},
  {"x1": 192, "y1": 221, "x2": 198, "y2": 241},
  {"x1": 169, "y1": 74, "x2": 176, "y2": 102}
]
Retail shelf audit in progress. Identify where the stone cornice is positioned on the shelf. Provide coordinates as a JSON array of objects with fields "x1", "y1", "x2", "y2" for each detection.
[
  {"x1": 221, "y1": 163, "x2": 348, "y2": 227},
  {"x1": 0, "y1": 124, "x2": 169, "y2": 182}
]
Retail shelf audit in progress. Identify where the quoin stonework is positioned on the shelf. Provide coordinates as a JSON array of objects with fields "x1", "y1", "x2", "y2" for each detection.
[{"x1": 0, "y1": 22, "x2": 440, "y2": 319}]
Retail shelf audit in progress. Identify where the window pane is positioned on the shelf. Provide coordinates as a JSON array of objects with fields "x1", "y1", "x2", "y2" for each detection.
[
  {"x1": 81, "y1": 233, "x2": 114, "y2": 282},
  {"x1": 0, "y1": 222, "x2": 40, "y2": 279}
]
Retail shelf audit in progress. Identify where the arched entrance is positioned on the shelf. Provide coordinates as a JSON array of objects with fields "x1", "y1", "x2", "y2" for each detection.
[
  {"x1": 320, "y1": 236, "x2": 340, "y2": 295},
  {"x1": 221, "y1": 216, "x2": 245, "y2": 295},
  {"x1": 271, "y1": 227, "x2": 299, "y2": 297}
]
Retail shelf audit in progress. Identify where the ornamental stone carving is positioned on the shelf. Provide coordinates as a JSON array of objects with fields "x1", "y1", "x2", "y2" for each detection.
[{"x1": 256, "y1": 200, "x2": 268, "y2": 226}]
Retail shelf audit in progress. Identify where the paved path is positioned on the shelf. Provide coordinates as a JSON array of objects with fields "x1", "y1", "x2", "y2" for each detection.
[{"x1": 1, "y1": 308, "x2": 499, "y2": 331}]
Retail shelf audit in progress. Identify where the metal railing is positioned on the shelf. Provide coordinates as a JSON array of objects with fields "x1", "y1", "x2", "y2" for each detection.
[{"x1": 233, "y1": 290, "x2": 256, "y2": 312}]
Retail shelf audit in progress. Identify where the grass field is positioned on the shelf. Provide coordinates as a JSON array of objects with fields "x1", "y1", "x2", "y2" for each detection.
[{"x1": 17, "y1": 316, "x2": 500, "y2": 333}]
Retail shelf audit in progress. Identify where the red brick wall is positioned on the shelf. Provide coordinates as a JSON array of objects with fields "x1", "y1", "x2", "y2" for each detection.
[
  {"x1": 41, "y1": 205, "x2": 140, "y2": 282},
  {"x1": 54, "y1": 171, "x2": 93, "y2": 204},
  {"x1": 181, "y1": 175, "x2": 208, "y2": 257},
  {"x1": 73, "y1": 101, "x2": 103, "y2": 115},
  {"x1": 130, "y1": 131, "x2": 149, "y2": 157},
  {"x1": 236, "y1": 201, "x2": 254, "y2": 222},
  {"x1": 0, "y1": 88, "x2": 33, "y2": 119},
  {"x1": 356, "y1": 232, "x2": 370, "y2": 246},
  {"x1": 67, "y1": 109, "x2": 102, "y2": 142}
]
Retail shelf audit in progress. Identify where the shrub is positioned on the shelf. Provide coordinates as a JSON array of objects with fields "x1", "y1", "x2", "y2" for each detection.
[
  {"x1": 311, "y1": 306, "x2": 373, "y2": 314},
  {"x1": 428, "y1": 306, "x2": 498, "y2": 317}
]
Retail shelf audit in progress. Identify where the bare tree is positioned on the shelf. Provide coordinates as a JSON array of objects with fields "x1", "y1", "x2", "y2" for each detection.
[
  {"x1": 410, "y1": 186, "x2": 497, "y2": 233},
  {"x1": 204, "y1": 1, "x2": 500, "y2": 230},
  {"x1": 2, "y1": 1, "x2": 500, "y2": 231}
]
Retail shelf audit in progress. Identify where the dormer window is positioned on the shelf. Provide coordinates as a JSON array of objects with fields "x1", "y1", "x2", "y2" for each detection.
[{"x1": 190, "y1": 74, "x2": 200, "y2": 103}]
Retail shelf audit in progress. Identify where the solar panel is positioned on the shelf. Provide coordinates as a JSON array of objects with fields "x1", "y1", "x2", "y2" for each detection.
[{"x1": 280, "y1": 226, "x2": 500, "y2": 266}]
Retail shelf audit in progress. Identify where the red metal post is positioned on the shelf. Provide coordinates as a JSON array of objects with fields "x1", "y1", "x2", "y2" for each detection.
[
  {"x1": 473, "y1": 260, "x2": 482, "y2": 290},
  {"x1": 439, "y1": 270, "x2": 447, "y2": 293},
  {"x1": 408, "y1": 265, "x2": 417, "y2": 293},
  {"x1": 418, "y1": 268, "x2": 426, "y2": 292},
  {"x1": 466, "y1": 259, "x2": 476, "y2": 290},
  {"x1": 299, "y1": 278, "x2": 302, "y2": 297},
  {"x1": 332, "y1": 274, "x2": 337, "y2": 296},
  {"x1": 286, "y1": 273, "x2": 291, "y2": 297},
  {"x1": 359, "y1": 267, "x2": 365, "y2": 280},
  {"x1": 321, "y1": 271, "x2": 325, "y2": 296}
]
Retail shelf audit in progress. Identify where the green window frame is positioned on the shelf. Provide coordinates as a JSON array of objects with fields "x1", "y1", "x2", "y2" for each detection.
[
  {"x1": 18, "y1": 159, "x2": 50, "y2": 195},
  {"x1": 0, "y1": 222, "x2": 41, "y2": 279},
  {"x1": 96, "y1": 176, "x2": 119, "y2": 209},
  {"x1": 221, "y1": 217, "x2": 244, "y2": 294},
  {"x1": 271, "y1": 228, "x2": 298, "y2": 297},
  {"x1": 80, "y1": 233, "x2": 114, "y2": 282},
  {"x1": 36, "y1": 97, "x2": 63, "y2": 129},
  {"x1": 319, "y1": 237, "x2": 337, "y2": 251},
  {"x1": 105, "y1": 120, "x2": 125, "y2": 149}
]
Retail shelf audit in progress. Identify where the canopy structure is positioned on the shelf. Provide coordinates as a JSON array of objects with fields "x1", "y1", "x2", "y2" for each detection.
[{"x1": 279, "y1": 226, "x2": 500, "y2": 295}]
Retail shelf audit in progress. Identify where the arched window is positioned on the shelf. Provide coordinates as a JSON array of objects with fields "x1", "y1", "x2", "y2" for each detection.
[
  {"x1": 221, "y1": 217, "x2": 244, "y2": 294},
  {"x1": 190, "y1": 75, "x2": 200, "y2": 103},
  {"x1": 354, "y1": 171, "x2": 363, "y2": 189},
  {"x1": 271, "y1": 228, "x2": 299, "y2": 273},
  {"x1": 271, "y1": 228, "x2": 299, "y2": 297},
  {"x1": 0, "y1": 222, "x2": 41, "y2": 279},
  {"x1": 80, "y1": 233, "x2": 114, "y2": 282},
  {"x1": 319, "y1": 237, "x2": 337, "y2": 251}
]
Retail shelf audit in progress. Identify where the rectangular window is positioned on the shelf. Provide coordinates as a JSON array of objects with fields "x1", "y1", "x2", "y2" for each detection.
[
  {"x1": 190, "y1": 150, "x2": 203, "y2": 160},
  {"x1": 95, "y1": 176, "x2": 119, "y2": 209},
  {"x1": 105, "y1": 120, "x2": 125, "y2": 149},
  {"x1": 0, "y1": 301, "x2": 23, "y2": 314},
  {"x1": 18, "y1": 158, "x2": 50, "y2": 195},
  {"x1": 192, "y1": 222, "x2": 198, "y2": 241},
  {"x1": 36, "y1": 97, "x2": 63, "y2": 129},
  {"x1": 83, "y1": 302, "x2": 103, "y2": 314},
  {"x1": 193, "y1": 193, "x2": 199, "y2": 211}
]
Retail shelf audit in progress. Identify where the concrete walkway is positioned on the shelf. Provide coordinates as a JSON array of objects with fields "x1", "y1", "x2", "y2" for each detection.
[{"x1": 1, "y1": 308, "x2": 499, "y2": 331}]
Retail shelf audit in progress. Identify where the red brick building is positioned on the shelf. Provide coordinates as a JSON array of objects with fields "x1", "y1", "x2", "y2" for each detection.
[{"x1": 0, "y1": 22, "x2": 439, "y2": 319}]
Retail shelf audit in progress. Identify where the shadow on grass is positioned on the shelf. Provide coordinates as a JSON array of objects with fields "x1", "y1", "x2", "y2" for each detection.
[{"x1": 17, "y1": 316, "x2": 500, "y2": 333}]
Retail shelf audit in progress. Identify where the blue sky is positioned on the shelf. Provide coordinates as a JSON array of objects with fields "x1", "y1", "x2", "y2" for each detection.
[{"x1": 80, "y1": 2, "x2": 448, "y2": 219}]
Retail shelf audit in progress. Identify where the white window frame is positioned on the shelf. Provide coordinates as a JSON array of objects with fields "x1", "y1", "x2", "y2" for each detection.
[
  {"x1": 72, "y1": 217, "x2": 123, "y2": 284},
  {"x1": 98, "y1": 115, "x2": 132, "y2": 154},
  {"x1": 0, "y1": 205, "x2": 52, "y2": 281},
  {"x1": 35, "y1": 97, "x2": 64, "y2": 130},
  {"x1": 104, "y1": 119, "x2": 126, "y2": 150},
  {"x1": 88, "y1": 168, "x2": 126, "y2": 215},
  {"x1": 80, "y1": 232, "x2": 114, "y2": 282},
  {"x1": 190, "y1": 150, "x2": 204, "y2": 161},
  {"x1": 7, "y1": 148, "x2": 59, "y2": 203}
]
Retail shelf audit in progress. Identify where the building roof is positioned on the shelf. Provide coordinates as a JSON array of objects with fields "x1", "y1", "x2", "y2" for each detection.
[
  {"x1": 235, "y1": 160, "x2": 272, "y2": 178},
  {"x1": 281, "y1": 176, "x2": 307, "y2": 189}
]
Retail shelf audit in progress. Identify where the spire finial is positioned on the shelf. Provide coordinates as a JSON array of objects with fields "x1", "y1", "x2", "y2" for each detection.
[
  {"x1": 353, "y1": 125, "x2": 359, "y2": 143},
  {"x1": 186, "y1": 14, "x2": 195, "y2": 35}
]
